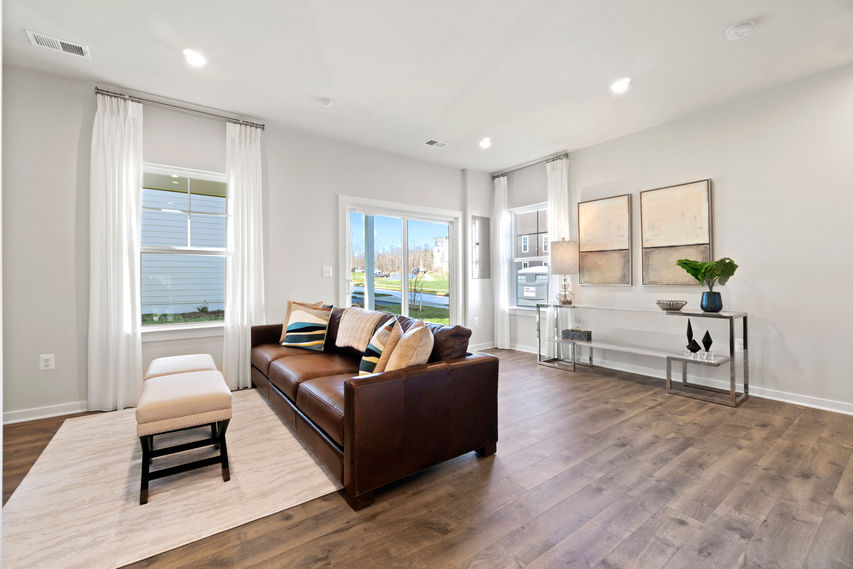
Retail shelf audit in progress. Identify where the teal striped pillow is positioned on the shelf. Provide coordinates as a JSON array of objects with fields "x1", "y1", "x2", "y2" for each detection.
[
  {"x1": 359, "y1": 319, "x2": 402, "y2": 375},
  {"x1": 281, "y1": 302, "x2": 333, "y2": 351}
]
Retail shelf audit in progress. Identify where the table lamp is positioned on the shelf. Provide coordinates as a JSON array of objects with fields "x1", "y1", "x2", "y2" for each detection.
[{"x1": 550, "y1": 239, "x2": 578, "y2": 305}]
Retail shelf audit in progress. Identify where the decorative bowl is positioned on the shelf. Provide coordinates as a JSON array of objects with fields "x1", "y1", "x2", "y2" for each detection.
[{"x1": 656, "y1": 300, "x2": 687, "y2": 311}]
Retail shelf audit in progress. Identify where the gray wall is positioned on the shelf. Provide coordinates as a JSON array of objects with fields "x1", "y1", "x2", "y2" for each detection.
[
  {"x1": 2, "y1": 65, "x2": 490, "y2": 420},
  {"x1": 509, "y1": 63, "x2": 853, "y2": 413}
]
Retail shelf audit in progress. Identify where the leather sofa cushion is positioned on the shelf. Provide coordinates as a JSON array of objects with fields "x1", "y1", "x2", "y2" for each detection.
[
  {"x1": 251, "y1": 344, "x2": 313, "y2": 376},
  {"x1": 297, "y1": 374, "x2": 349, "y2": 446},
  {"x1": 268, "y1": 353, "x2": 360, "y2": 400},
  {"x1": 396, "y1": 316, "x2": 472, "y2": 362}
]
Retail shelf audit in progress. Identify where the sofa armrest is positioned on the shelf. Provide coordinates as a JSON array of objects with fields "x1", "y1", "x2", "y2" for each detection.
[
  {"x1": 251, "y1": 324, "x2": 283, "y2": 348},
  {"x1": 342, "y1": 353, "x2": 499, "y2": 501}
]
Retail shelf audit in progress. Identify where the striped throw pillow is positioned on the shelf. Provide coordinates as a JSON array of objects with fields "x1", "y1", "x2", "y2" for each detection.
[
  {"x1": 359, "y1": 319, "x2": 403, "y2": 376},
  {"x1": 281, "y1": 302, "x2": 333, "y2": 351}
]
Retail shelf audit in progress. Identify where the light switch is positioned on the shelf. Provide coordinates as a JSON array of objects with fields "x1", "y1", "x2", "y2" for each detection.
[{"x1": 321, "y1": 266, "x2": 333, "y2": 278}]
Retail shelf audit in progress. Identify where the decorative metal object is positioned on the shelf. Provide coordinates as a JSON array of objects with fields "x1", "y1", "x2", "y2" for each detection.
[
  {"x1": 656, "y1": 300, "x2": 687, "y2": 311},
  {"x1": 687, "y1": 339, "x2": 701, "y2": 353},
  {"x1": 562, "y1": 328, "x2": 592, "y2": 341},
  {"x1": 702, "y1": 330, "x2": 713, "y2": 352},
  {"x1": 687, "y1": 319, "x2": 694, "y2": 342}
]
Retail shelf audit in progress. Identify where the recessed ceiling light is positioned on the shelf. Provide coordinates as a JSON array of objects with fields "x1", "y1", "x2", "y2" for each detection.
[
  {"x1": 314, "y1": 96, "x2": 334, "y2": 108},
  {"x1": 170, "y1": 174, "x2": 178, "y2": 178},
  {"x1": 725, "y1": 21, "x2": 756, "y2": 41},
  {"x1": 479, "y1": 137, "x2": 492, "y2": 149},
  {"x1": 182, "y1": 49, "x2": 207, "y2": 68},
  {"x1": 610, "y1": 77, "x2": 631, "y2": 94},
  {"x1": 172, "y1": 181, "x2": 179, "y2": 184}
]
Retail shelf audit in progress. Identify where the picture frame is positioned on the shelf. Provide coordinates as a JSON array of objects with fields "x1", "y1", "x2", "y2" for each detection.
[
  {"x1": 577, "y1": 193, "x2": 632, "y2": 285},
  {"x1": 640, "y1": 179, "x2": 713, "y2": 285}
]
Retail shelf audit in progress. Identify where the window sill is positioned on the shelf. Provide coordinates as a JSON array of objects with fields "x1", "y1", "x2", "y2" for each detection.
[
  {"x1": 509, "y1": 306, "x2": 538, "y2": 317},
  {"x1": 141, "y1": 322, "x2": 225, "y2": 343}
]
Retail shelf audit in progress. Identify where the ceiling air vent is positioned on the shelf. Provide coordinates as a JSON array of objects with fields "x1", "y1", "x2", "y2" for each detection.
[
  {"x1": 424, "y1": 139, "x2": 449, "y2": 148},
  {"x1": 26, "y1": 30, "x2": 91, "y2": 59}
]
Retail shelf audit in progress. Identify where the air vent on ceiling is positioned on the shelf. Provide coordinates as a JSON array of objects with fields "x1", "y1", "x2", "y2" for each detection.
[
  {"x1": 424, "y1": 139, "x2": 449, "y2": 148},
  {"x1": 26, "y1": 30, "x2": 91, "y2": 59}
]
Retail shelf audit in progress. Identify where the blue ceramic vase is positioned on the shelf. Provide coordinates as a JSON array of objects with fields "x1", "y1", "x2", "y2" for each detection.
[{"x1": 701, "y1": 291, "x2": 723, "y2": 312}]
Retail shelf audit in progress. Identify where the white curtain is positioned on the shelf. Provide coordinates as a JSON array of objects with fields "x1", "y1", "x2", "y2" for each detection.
[
  {"x1": 222, "y1": 122, "x2": 266, "y2": 390},
  {"x1": 88, "y1": 94, "x2": 144, "y2": 411},
  {"x1": 546, "y1": 156, "x2": 570, "y2": 243},
  {"x1": 491, "y1": 175, "x2": 511, "y2": 349},
  {"x1": 546, "y1": 156, "x2": 571, "y2": 300}
]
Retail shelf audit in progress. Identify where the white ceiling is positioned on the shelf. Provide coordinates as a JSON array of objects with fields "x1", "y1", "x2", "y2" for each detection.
[{"x1": 4, "y1": 0, "x2": 853, "y2": 171}]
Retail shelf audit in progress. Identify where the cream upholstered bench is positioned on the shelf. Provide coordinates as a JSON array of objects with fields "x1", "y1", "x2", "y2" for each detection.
[{"x1": 136, "y1": 354, "x2": 232, "y2": 504}]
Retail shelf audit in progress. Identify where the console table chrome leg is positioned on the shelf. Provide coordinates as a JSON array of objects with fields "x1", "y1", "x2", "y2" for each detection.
[
  {"x1": 729, "y1": 317, "x2": 737, "y2": 406},
  {"x1": 681, "y1": 361, "x2": 687, "y2": 386},
  {"x1": 743, "y1": 315, "x2": 749, "y2": 401}
]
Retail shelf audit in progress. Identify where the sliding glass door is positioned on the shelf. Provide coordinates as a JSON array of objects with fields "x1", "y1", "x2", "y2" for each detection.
[{"x1": 348, "y1": 211, "x2": 453, "y2": 324}]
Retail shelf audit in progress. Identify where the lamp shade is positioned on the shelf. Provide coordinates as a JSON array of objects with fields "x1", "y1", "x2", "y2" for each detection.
[{"x1": 550, "y1": 240, "x2": 578, "y2": 275}]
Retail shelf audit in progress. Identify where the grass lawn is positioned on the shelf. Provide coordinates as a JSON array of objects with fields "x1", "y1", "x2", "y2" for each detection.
[
  {"x1": 142, "y1": 311, "x2": 224, "y2": 325},
  {"x1": 375, "y1": 302, "x2": 450, "y2": 325}
]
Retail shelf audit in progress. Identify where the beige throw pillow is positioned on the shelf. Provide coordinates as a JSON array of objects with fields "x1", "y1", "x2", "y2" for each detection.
[
  {"x1": 336, "y1": 307, "x2": 385, "y2": 352},
  {"x1": 385, "y1": 321, "x2": 434, "y2": 371}
]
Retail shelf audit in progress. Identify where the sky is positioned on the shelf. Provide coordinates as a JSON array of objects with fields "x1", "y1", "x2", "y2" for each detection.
[{"x1": 350, "y1": 213, "x2": 448, "y2": 255}]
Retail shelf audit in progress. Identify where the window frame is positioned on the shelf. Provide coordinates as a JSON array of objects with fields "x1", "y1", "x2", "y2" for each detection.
[
  {"x1": 510, "y1": 202, "x2": 550, "y2": 309},
  {"x1": 338, "y1": 195, "x2": 463, "y2": 326},
  {"x1": 140, "y1": 162, "x2": 228, "y2": 328}
]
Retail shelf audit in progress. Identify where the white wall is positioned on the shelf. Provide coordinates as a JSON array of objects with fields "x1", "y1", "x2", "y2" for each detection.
[
  {"x1": 261, "y1": 125, "x2": 467, "y2": 325},
  {"x1": 463, "y1": 170, "x2": 494, "y2": 349},
  {"x1": 511, "y1": 63, "x2": 853, "y2": 413},
  {"x1": 2, "y1": 65, "x2": 489, "y2": 420},
  {"x1": 2, "y1": 67, "x2": 93, "y2": 419}
]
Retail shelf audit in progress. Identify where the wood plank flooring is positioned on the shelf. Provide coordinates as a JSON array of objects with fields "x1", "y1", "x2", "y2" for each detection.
[{"x1": 4, "y1": 350, "x2": 853, "y2": 568}]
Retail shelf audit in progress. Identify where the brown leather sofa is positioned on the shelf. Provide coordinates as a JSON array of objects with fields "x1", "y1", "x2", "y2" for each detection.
[{"x1": 250, "y1": 308, "x2": 499, "y2": 509}]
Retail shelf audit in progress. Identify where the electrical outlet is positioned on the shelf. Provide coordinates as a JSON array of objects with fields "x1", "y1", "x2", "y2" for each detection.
[
  {"x1": 39, "y1": 353, "x2": 55, "y2": 370},
  {"x1": 321, "y1": 266, "x2": 333, "y2": 278},
  {"x1": 473, "y1": 316, "x2": 480, "y2": 326}
]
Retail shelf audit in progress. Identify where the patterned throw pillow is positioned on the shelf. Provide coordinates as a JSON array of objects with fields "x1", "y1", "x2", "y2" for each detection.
[
  {"x1": 359, "y1": 319, "x2": 403, "y2": 376},
  {"x1": 280, "y1": 302, "x2": 333, "y2": 351},
  {"x1": 279, "y1": 300, "x2": 324, "y2": 344},
  {"x1": 385, "y1": 320, "x2": 434, "y2": 371}
]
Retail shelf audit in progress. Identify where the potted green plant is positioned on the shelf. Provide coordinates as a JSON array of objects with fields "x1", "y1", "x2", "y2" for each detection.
[{"x1": 675, "y1": 257, "x2": 738, "y2": 312}]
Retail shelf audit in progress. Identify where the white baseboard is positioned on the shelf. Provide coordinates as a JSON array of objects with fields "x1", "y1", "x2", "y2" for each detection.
[
  {"x1": 510, "y1": 343, "x2": 537, "y2": 354},
  {"x1": 469, "y1": 341, "x2": 496, "y2": 352},
  {"x1": 4, "y1": 400, "x2": 88, "y2": 424},
  {"x1": 582, "y1": 357, "x2": 853, "y2": 417}
]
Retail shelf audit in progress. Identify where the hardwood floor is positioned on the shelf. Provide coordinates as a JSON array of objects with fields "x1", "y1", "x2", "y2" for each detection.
[{"x1": 4, "y1": 350, "x2": 853, "y2": 568}]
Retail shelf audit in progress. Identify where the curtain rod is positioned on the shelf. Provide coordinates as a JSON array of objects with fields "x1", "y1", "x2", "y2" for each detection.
[
  {"x1": 94, "y1": 87, "x2": 265, "y2": 131},
  {"x1": 491, "y1": 152, "x2": 568, "y2": 179}
]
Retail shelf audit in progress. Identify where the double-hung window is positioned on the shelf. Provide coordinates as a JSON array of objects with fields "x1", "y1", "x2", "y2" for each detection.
[
  {"x1": 140, "y1": 164, "x2": 227, "y2": 325},
  {"x1": 512, "y1": 204, "x2": 549, "y2": 307}
]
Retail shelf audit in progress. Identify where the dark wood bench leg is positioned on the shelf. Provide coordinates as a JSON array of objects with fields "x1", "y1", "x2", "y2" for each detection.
[
  {"x1": 140, "y1": 434, "x2": 153, "y2": 505},
  {"x1": 476, "y1": 441, "x2": 497, "y2": 457},
  {"x1": 211, "y1": 424, "x2": 219, "y2": 449},
  {"x1": 344, "y1": 488, "x2": 374, "y2": 510},
  {"x1": 217, "y1": 419, "x2": 231, "y2": 482}
]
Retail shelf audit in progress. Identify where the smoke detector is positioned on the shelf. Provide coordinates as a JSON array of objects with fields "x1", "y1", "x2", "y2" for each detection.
[
  {"x1": 725, "y1": 21, "x2": 756, "y2": 41},
  {"x1": 424, "y1": 139, "x2": 449, "y2": 148},
  {"x1": 26, "y1": 30, "x2": 91, "y2": 58}
]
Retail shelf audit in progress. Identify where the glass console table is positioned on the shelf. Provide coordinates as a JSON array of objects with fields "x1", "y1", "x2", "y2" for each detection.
[{"x1": 535, "y1": 304, "x2": 749, "y2": 407}]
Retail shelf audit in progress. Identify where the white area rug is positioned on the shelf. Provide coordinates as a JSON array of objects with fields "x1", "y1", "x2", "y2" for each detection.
[{"x1": 2, "y1": 389, "x2": 342, "y2": 569}]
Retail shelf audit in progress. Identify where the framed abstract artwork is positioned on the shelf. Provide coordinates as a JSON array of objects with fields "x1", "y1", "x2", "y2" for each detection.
[
  {"x1": 578, "y1": 194, "x2": 632, "y2": 285},
  {"x1": 640, "y1": 179, "x2": 712, "y2": 285}
]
